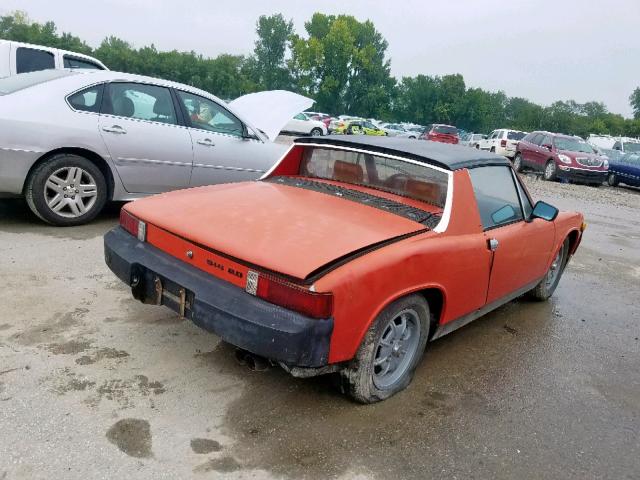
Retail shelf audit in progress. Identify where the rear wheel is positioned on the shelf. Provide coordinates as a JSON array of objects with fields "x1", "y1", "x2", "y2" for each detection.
[
  {"x1": 310, "y1": 127, "x2": 322, "y2": 137},
  {"x1": 608, "y1": 173, "x2": 619, "y2": 187},
  {"x1": 513, "y1": 153, "x2": 523, "y2": 172},
  {"x1": 527, "y1": 238, "x2": 569, "y2": 301},
  {"x1": 543, "y1": 160, "x2": 557, "y2": 181},
  {"x1": 340, "y1": 294, "x2": 429, "y2": 403},
  {"x1": 25, "y1": 154, "x2": 107, "y2": 226}
]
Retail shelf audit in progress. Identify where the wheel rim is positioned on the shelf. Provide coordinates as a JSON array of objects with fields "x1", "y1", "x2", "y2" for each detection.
[
  {"x1": 311, "y1": 129, "x2": 321, "y2": 136},
  {"x1": 372, "y1": 308, "x2": 421, "y2": 389},
  {"x1": 546, "y1": 243, "x2": 565, "y2": 289},
  {"x1": 44, "y1": 167, "x2": 98, "y2": 218},
  {"x1": 608, "y1": 174, "x2": 616, "y2": 186},
  {"x1": 545, "y1": 162, "x2": 555, "y2": 179},
  {"x1": 514, "y1": 155, "x2": 521, "y2": 170}
]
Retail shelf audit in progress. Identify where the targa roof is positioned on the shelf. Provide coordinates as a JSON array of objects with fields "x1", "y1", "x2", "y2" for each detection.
[{"x1": 294, "y1": 135, "x2": 512, "y2": 170}]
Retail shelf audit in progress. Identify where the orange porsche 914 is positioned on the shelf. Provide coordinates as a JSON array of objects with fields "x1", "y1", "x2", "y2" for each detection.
[{"x1": 104, "y1": 136, "x2": 585, "y2": 403}]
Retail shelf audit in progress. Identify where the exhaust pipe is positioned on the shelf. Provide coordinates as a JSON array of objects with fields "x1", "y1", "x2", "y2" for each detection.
[{"x1": 235, "y1": 348, "x2": 270, "y2": 371}]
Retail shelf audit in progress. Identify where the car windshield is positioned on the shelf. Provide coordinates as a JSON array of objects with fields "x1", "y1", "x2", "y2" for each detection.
[
  {"x1": 624, "y1": 142, "x2": 640, "y2": 153},
  {"x1": 554, "y1": 137, "x2": 594, "y2": 153},
  {"x1": 299, "y1": 147, "x2": 449, "y2": 208},
  {"x1": 0, "y1": 69, "x2": 75, "y2": 95},
  {"x1": 507, "y1": 131, "x2": 526, "y2": 140},
  {"x1": 433, "y1": 125, "x2": 457, "y2": 135}
]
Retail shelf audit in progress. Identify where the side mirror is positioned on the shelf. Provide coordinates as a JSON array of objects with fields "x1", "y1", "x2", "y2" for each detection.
[
  {"x1": 542, "y1": 143, "x2": 552, "y2": 151},
  {"x1": 531, "y1": 201, "x2": 559, "y2": 222}
]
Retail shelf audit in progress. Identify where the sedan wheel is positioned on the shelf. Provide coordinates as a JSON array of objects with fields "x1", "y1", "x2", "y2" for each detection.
[
  {"x1": 513, "y1": 154, "x2": 523, "y2": 172},
  {"x1": 608, "y1": 173, "x2": 619, "y2": 187},
  {"x1": 340, "y1": 294, "x2": 429, "y2": 403},
  {"x1": 25, "y1": 153, "x2": 107, "y2": 226},
  {"x1": 527, "y1": 238, "x2": 569, "y2": 301},
  {"x1": 543, "y1": 160, "x2": 557, "y2": 181},
  {"x1": 310, "y1": 128, "x2": 322, "y2": 137}
]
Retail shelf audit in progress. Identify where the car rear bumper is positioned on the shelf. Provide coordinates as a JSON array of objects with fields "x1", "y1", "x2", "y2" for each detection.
[
  {"x1": 104, "y1": 227, "x2": 333, "y2": 367},
  {"x1": 557, "y1": 166, "x2": 607, "y2": 183}
]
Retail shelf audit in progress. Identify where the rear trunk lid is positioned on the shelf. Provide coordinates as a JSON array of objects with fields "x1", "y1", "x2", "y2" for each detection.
[{"x1": 125, "y1": 181, "x2": 431, "y2": 281}]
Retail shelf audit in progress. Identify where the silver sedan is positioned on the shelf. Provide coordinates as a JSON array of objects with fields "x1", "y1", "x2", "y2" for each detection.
[{"x1": 0, "y1": 70, "x2": 301, "y2": 225}]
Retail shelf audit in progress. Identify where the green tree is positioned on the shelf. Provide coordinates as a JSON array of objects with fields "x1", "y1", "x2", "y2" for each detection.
[
  {"x1": 251, "y1": 14, "x2": 294, "y2": 90},
  {"x1": 630, "y1": 88, "x2": 640, "y2": 119}
]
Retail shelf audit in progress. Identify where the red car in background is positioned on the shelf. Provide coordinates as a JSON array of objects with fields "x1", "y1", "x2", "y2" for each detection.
[
  {"x1": 420, "y1": 124, "x2": 459, "y2": 144},
  {"x1": 513, "y1": 131, "x2": 608, "y2": 185}
]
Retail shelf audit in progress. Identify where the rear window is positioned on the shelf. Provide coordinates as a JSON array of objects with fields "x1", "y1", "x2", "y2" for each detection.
[
  {"x1": 299, "y1": 147, "x2": 449, "y2": 207},
  {"x1": 507, "y1": 131, "x2": 526, "y2": 140},
  {"x1": 0, "y1": 70, "x2": 75, "y2": 95},
  {"x1": 433, "y1": 125, "x2": 457, "y2": 135},
  {"x1": 63, "y1": 55, "x2": 103, "y2": 70}
]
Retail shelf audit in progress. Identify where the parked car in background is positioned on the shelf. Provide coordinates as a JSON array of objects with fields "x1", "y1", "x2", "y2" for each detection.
[
  {"x1": 419, "y1": 124, "x2": 459, "y2": 144},
  {"x1": 612, "y1": 138, "x2": 640, "y2": 154},
  {"x1": 477, "y1": 129, "x2": 526, "y2": 158},
  {"x1": 381, "y1": 123, "x2": 418, "y2": 138},
  {"x1": 305, "y1": 112, "x2": 332, "y2": 130},
  {"x1": 105, "y1": 135, "x2": 585, "y2": 403},
  {"x1": 606, "y1": 152, "x2": 640, "y2": 188},
  {"x1": 0, "y1": 70, "x2": 310, "y2": 226},
  {"x1": 0, "y1": 40, "x2": 107, "y2": 77},
  {"x1": 459, "y1": 133, "x2": 486, "y2": 148},
  {"x1": 329, "y1": 116, "x2": 361, "y2": 133},
  {"x1": 281, "y1": 113, "x2": 327, "y2": 136},
  {"x1": 514, "y1": 131, "x2": 608, "y2": 184},
  {"x1": 334, "y1": 119, "x2": 386, "y2": 136}
]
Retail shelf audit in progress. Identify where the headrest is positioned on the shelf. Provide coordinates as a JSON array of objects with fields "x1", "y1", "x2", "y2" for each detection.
[
  {"x1": 406, "y1": 179, "x2": 443, "y2": 205},
  {"x1": 153, "y1": 95, "x2": 174, "y2": 117},
  {"x1": 333, "y1": 160, "x2": 364, "y2": 184},
  {"x1": 112, "y1": 96, "x2": 134, "y2": 117}
]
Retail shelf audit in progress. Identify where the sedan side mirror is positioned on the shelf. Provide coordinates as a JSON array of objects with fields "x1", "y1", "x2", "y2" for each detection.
[
  {"x1": 531, "y1": 201, "x2": 559, "y2": 222},
  {"x1": 542, "y1": 143, "x2": 552, "y2": 151}
]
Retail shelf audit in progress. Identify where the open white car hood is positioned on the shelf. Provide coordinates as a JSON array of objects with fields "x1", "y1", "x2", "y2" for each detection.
[{"x1": 229, "y1": 90, "x2": 313, "y2": 142}]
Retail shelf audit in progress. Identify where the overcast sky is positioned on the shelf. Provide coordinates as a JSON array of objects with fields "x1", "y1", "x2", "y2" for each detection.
[{"x1": 3, "y1": 0, "x2": 639, "y2": 117}]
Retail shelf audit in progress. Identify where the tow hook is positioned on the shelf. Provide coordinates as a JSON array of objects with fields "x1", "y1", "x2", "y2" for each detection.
[{"x1": 235, "y1": 348, "x2": 270, "y2": 371}]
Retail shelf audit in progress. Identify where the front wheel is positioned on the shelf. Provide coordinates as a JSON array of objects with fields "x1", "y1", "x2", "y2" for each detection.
[
  {"x1": 543, "y1": 160, "x2": 557, "y2": 181},
  {"x1": 25, "y1": 154, "x2": 107, "y2": 226},
  {"x1": 527, "y1": 238, "x2": 569, "y2": 301},
  {"x1": 310, "y1": 128, "x2": 323, "y2": 137},
  {"x1": 607, "y1": 173, "x2": 619, "y2": 187},
  {"x1": 340, "y1": 294, "x2": 430, "y2": 403},
  {"x1": 513, "y1": 153, "x2": 523, "y2": 172}
]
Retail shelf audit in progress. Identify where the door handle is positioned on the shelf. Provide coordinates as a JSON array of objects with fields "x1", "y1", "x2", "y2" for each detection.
[
  {"x1": 197, "y1": 138, "x2": 215, "y2": 147},
  {"x1": 102, "y1": 125, "x2": 127, "y2": 134},
  {"x1": 488, "y1": 238, "x2": 499, "y2": 251}
]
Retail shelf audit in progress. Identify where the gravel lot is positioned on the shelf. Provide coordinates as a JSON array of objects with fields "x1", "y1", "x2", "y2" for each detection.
[{"x1": 0, "y1": 167, "x2": 638, "y2": 479}]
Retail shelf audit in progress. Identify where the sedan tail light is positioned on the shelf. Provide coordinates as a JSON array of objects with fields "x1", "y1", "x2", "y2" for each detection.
[
  {"x1": 246, "y1": 271, "x2": 333, "y2": 319},
  {"x1": 501, "y1": 139, "x2": 507, "y2": 147},
  {"x1": 120, "y1": 209, "x2": 146, "y2": 242}
]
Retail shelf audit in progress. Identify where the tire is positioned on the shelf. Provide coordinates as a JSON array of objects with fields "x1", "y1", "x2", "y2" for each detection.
[
  {"x1": 543, "y1": 160, "x2": 557, "y2": 181},
  {"x1": 475, "y1": 144, "x2": 480, "y2": 149},
  {"x1": 490, "y1": 147, "x2": 496, "y2": 153},
  {"x1": 527, "y1": 238, "x2": 569, "y2": 301},
  {"x1": 513, "y1": 153, "x2": 523, "y2": 173},
  {"x1": 340, "y1": 294, "x2": 430, "y2": 403},
  {"x1": 608, "y1": 173, "x2": 619, "y2": 187},
  {"x1": 25, "y1": 153, "x2": 107, "y2": 226},
  {"x1": 310, "y1": 128, "x2": 323, "y2": 137}
]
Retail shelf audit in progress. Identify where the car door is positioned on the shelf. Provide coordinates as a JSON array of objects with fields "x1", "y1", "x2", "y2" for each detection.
[
  {"x1": 174, "y1": 89, "x2": 283, "y2": 187},
  {"x1": 288, "y1": 113, "x2": 310, "y2": 134},
  {"x1": 468, "y1": 166, "x2": 555, "y2": 304},
  {"x1": 99, "y1": 82, "x2": 193, "y2": 194},
  {"x1": 521, "y1": 133, "x2": 542, "y2": 168},
  {"x1": 532, "y1": 134, "x2": 553, "y2": 170},
  {"x1": 480, "y1": 131, "x2": 496, "y2": 150}
]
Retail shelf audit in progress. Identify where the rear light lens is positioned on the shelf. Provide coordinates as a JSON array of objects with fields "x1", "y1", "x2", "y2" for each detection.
[
  {"x1": 500, "y1": 139, "x2": 507, "y2": 147},
  {"x1": 246, "y1": 271, "x2": 333, "y2": 319},
  {"x1": 120, "y1": 209, "x2": 146, "y2": 242}
]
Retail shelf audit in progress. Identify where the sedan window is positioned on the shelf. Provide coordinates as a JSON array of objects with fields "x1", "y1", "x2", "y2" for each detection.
[
  {"x1": 63, "y1": 55, "x2": 103, "y2": 70},
  {"x1": 67, "y1": 84, "x2": 104, "y2": 113},
  {"x1": 177, "y1": 91, "x2": 243, "y2": 137},
  {"x1": 105, "y1": 83, "x2": 177, "y2": 125},
  {"x1": 469, "y1": 166, "x2": 524, "y2": 230},
  {"x1": 16, "y1": 47, "x2": 55, "y2": 74}
]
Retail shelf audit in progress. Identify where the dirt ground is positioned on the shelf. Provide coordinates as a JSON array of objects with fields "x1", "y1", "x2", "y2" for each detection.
[{"x1": 0, "y1": 171, "x2": 638, "y2": 479}]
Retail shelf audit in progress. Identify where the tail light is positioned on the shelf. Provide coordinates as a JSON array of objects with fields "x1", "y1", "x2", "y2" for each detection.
[
  {"x1": 120, "y1": 209, "x2": 146, "y2": 242},
  {"x1": 245, "y1": 271, "x2": 333, "y2": 319},
  {"x1": 501, "y1": 139, "x2": 507, "y2": 147}
]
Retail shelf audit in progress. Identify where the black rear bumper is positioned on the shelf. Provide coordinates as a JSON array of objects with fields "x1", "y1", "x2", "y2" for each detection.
[
  {"x1": 558, "y1": 168, "x2": 607, "y2": 183},
  {"x1": 103, "y1": 227, "x2": 332, "y2": 367}
]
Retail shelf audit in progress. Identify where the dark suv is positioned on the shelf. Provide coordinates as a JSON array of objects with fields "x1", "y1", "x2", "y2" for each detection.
[{"x1": 514, "y1": 132, "x2": 608, "y2": 185}]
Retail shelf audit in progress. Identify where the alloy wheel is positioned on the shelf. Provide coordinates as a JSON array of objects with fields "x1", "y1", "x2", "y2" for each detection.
[{"x1": 44, "y1": 167, "x2": 98, "y2": 218}]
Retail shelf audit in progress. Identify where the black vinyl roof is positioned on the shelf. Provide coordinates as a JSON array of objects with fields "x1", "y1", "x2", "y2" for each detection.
[{"x1": 294, "y1": 135, "x2": 511, "y2": 170}]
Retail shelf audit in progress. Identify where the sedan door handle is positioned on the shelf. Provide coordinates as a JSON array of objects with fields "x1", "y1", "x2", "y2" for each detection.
[
  {"x1": 197, "y1": 138, "x2": 215, "y2": 147},
  {"x1": 102, "y1": 125, "x2": 127, "y2": 134},
  {"x1": 488, "y1": 238, "x2": 499, "y2": 251}
]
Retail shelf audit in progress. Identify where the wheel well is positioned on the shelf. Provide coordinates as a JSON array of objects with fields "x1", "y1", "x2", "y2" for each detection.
[
  {"x1": 25, "y1": 148, "x2": 115, "y2": 200},
  {"x1": 567, "y1": 229, "x2": 580, "y2": 255},
  {"x1": 418, "y1": 288, "x2": 444, "y2": 338}
]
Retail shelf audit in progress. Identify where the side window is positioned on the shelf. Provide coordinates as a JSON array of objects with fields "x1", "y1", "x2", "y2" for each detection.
[
  {"x1": 530, "y1": 134, "x2": 543, "y2": 146},
  {"x1": 67, "y1": 84, "x2": 104, "y2": 113},
  {"x1": 540, "y1": 135, "x2": 552, "y2": 148},
  {"x1": 177, "y1": 90, "x2": 243, "y2": 137},
  {"x1": 63, "y1": 55, "x2": 103, "y2": 70},
  {"x1": 294, "y1": 113, "x2": 307, "y2": 120},
  {"x1": 16, "y1": 47, "x2": 55, "y2": 74},
  {"x1": 469, "y1": 166, "x2": 524, "y2": 230},
  {"x1": 613, "y1": 141, "x2": 622, "y2": 150},
  {"x1": 514, "y1": 174, "x2": 534, "y2": 219},
  {"x1": 105, "y1": 83, "x2": 177, "y2": 125}
]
